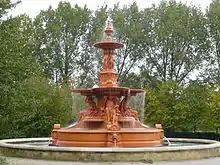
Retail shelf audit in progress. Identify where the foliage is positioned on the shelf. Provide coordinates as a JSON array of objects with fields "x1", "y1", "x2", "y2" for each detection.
[
  {"x1": 145, "y1": 81, "x2": 184, "y2": 131},
  {"x1": 0, "y1": 76, "x2": 72, "y2": 139},
  {"x1": 140, "y1": 1, "x2": 210, "y2": 84},
  {"x1": 0, "y1": 13, "x2": 72, "y2": 138},
  {"x1": 0, "y1": 14, "x2": 38, "y2": 138},
  {"x1": 110, "y1": 2, "x2": 145, "y2": 85},
  {"x1": 16, "y1": 76, "x2": 72, "y2": 137},
  {"x1": 120, "y1": 72, "x2": 142, "y2": 89},
  {"x1": 203, "y1": 0, "x2": 220, "y2": 84},
  {"x1": 0, "y1": 0, "x2": 20, "y2": 19},
  {"x1": 179, "y1": 83, "x2": 210, "y2": 131},
  {"x1": 33, "y1": 2, "x2": 107, "y2": 87},
  {"x1": 145, "y1": 81, "x2": 210, "y2": 132},
  {"x1": 207, "y1": 87, "x2": 220, "y2": 133}
]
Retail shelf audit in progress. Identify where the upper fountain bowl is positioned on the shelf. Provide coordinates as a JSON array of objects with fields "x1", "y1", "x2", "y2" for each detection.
[
  {"x1": 94, "y1": 41, "x2": 124, "y2": 49},
  {"x1": 94, "y1": 21, "x2": 124, "y2": 49}
]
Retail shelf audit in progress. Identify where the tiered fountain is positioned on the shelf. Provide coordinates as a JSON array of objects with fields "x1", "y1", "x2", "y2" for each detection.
[
  {"x1": 51, "y1": 22, "x2": 164, "y2": 147},
  {"x1": 0, "y1": 22, "x2": 219, "y2": 163}
]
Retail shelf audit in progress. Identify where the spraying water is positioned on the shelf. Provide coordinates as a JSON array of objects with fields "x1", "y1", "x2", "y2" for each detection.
[
  {"x1": 139, "y1": 91, "x2": 146, "y2": 122},
  {"x1": 164, "y1": 137, "x2": 171, "y2": 146},
  {"x1": 130, "y1": 91, "x2": 146, "y2": 123}
]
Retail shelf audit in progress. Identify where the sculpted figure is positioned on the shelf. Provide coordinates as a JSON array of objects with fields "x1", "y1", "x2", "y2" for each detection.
[
  {"x1": 112, "y1": 133, "x2": 119, "y2": 147},
  {"x1": 119, "y1": 95, "x2": 139, "y2": 121},
  {"x1": 112, "y1": 97, "x2": 120, "y2": 107},
  {"x1": 103, "y1": 50, "x2": 114, "y2": 70},
  {"x1": 105, "y1": 99, "x2": 114, "y2": 123},
  {"x1": 126, "y1": 107, "x2": 139, "y2": 121},
  {"x1": 112, "y1": 105, "x2": 119, "y2": 126},
  {"x1": 78, "y1": 96, "x2": 97, "y2": 121},
  {"x1": 105, "y1": 98, "x2": 120, "y2": 130},
  {"x1": 107, "y1": 50, "x2": 114, "y2": 70},
  {"x1": 119, "y1": 96, "x2": 130, "y2": 114},
  {"x1": 104, "y1": 52, "x2": 108, "y2": 70}
]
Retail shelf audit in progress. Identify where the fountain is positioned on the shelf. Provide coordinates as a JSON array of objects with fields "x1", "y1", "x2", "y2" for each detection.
[
  {"x1": 50, "y1": 21, "x2": 164, "y2": 147},
  {"x1": 0, "y1": 22, "x2": 219, "y2": 162}
]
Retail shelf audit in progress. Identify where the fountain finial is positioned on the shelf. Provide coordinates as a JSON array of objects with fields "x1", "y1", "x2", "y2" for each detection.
[{"x1": 104, "y1": 19, "x2": 113, "y2": 42}]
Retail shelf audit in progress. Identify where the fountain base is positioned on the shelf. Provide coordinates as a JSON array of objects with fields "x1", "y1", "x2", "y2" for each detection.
[
  {"x1": 51, "y1": 113, "x2": 164, "y2": 147},
  {"x1": 52, "y1": 127, "x2": 164, "y2": 147}
]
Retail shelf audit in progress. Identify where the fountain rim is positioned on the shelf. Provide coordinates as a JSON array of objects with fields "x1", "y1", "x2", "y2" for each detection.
[
  {"x1": 0, "y1": 137, "x2": 220, "y2": 152},
  {"x1": 94, "y1": 41, "x2": 124, "y2": 49},
  {"x1": 71, "y1": 87, "x2": 145, "y2": 96}
]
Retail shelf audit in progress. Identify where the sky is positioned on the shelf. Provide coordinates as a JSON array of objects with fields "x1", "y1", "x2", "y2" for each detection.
[{"x1": 11, "y1": 0, "x2": 213, "y2": 18}]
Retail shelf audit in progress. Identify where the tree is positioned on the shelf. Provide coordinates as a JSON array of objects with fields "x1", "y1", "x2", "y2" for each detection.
[
  {"x1": 33, "y1": 3, "x2": 108, "y2": 87},
  {"x1": 75, "y1": 5, "x2": 108, "y2": 87},
  {"x1": 109, "y1": 2, "x2": 145, "y2": 85},
  {"x1": 207, "y1": 87, "x2": 220, "y2": 133},
  {"x1": 0, "y1": 14, "x2": 38, "y2": 138},
  {"x1": 204, "y1": 0, "x2": 220, "y2": 85},
  {"x1": 0, "y1": 12, "x2": 74, "y2": 138},
  {"x1": 145, "y1": 81, "x2": 209, "y2": 132},
  {"x1": 0, "y1": 0, "x2": 20, "y2": 20},
  {"x1": 33, "y1": 3, "x2": 89, "y2": 85},
  {"x1": 180, "y1": 82, "x2": 210, "y2": 132},
  {"x1": 145, "y1": 80, "x2": 184, "y2": 131},
  {"x1": 140, "y1": 0, "x2": 210, "y2": 85},
  {"x1": 10, "y1": 76, "x2": 72, "y2": 138},
  {"x1": 120, "y1": 72, "x2": 142, "y2": 89}
]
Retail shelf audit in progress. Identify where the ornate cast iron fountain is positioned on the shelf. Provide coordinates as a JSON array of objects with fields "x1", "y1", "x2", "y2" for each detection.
[{"x1": 51, "y1": 22, "x2": 164, "y2": 147}]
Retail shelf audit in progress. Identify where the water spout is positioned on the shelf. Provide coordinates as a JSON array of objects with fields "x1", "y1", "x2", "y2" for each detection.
[
  {"x1": 48, "y1": 138, "x2": 51, "y2": 146},
  {"x1": 164, "y1": 137, "x2": 171, "y2": 146}
]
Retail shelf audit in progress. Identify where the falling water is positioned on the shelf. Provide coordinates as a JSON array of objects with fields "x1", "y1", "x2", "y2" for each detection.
[
  {"x1": 130, "y1": 91, "x2": 146, "y2": 123},
  {"x1": 164, "y1": 137, "x2": 171, "y2": 146},
  {"x1": 101, "y1": 17, "x2": 113, "y2": 41},
  {"x1": 101, "y1": 23, "x2": 106, "y2": 41},
  {"x1": 71, "y1": 92, "x2": 86, "y2": 121},
  {"x1": 139, "y1": 91, "x2": 146, "y2": 123},
  {"x1": 48, "y1": 138, "x2": 51, "y2": 146}
]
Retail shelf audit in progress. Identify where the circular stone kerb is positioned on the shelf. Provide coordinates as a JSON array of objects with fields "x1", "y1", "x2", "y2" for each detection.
[{"x1": 0, "y1": 138, "x2": 220, "y2": 162}]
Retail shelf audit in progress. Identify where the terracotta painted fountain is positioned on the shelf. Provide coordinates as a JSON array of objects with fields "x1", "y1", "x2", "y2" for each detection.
[
  {"x1": 1, "y1": 22, "x2": 220, "y2": 163},
  {"x1": 51, "y1": 22, "x2": 164, "y2": 147}
]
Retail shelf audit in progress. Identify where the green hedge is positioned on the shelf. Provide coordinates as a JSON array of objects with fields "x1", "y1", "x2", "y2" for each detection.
[
  {"x1": 165, "y1": 132, "x2": 220, "y2": 141},
  {"x1": 0, "y1": 76, "x2": 73, "y2": 139}
]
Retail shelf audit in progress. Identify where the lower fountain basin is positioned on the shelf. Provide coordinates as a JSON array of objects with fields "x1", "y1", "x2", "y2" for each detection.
[
  {"x1": 0, "y1": 138, "x2": 219, "y2": 162},
  {"x1": 52, "y1": 127, "x2": 164, "y2": 147}
]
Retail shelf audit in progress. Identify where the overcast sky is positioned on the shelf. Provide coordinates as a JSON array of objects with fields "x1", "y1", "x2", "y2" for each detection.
[{"x1": 11, "y1": 0, "x2": 212, "y2": 18}]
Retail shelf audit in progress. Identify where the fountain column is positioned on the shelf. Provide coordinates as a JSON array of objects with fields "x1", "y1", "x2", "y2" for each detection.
[{"x1": 96, "y1": 22, "x2": 122, "y2": 87}]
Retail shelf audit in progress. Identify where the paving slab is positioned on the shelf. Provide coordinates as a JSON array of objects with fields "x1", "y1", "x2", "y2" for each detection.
[{"x1": 1, "y1": 157, "x2": 220, "y2": 165}]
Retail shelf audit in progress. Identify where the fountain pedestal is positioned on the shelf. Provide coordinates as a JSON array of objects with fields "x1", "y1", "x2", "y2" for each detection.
[{"x1": 51, "y1": 22, "x2": 164, "y2": 147}]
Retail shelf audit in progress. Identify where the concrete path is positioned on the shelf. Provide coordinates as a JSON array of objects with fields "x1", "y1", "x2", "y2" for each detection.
[{"x1": 1, "y1": 157, "x2": 220, "y2": 165}]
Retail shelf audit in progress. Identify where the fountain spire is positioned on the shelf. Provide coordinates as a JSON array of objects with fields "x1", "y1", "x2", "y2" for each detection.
[
  {"x1": 104, "y1": 20, "x2": 113, "y2": 42},
  {"x1": 94, "y1": 21, "x2": 124, "y2": 87}
]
